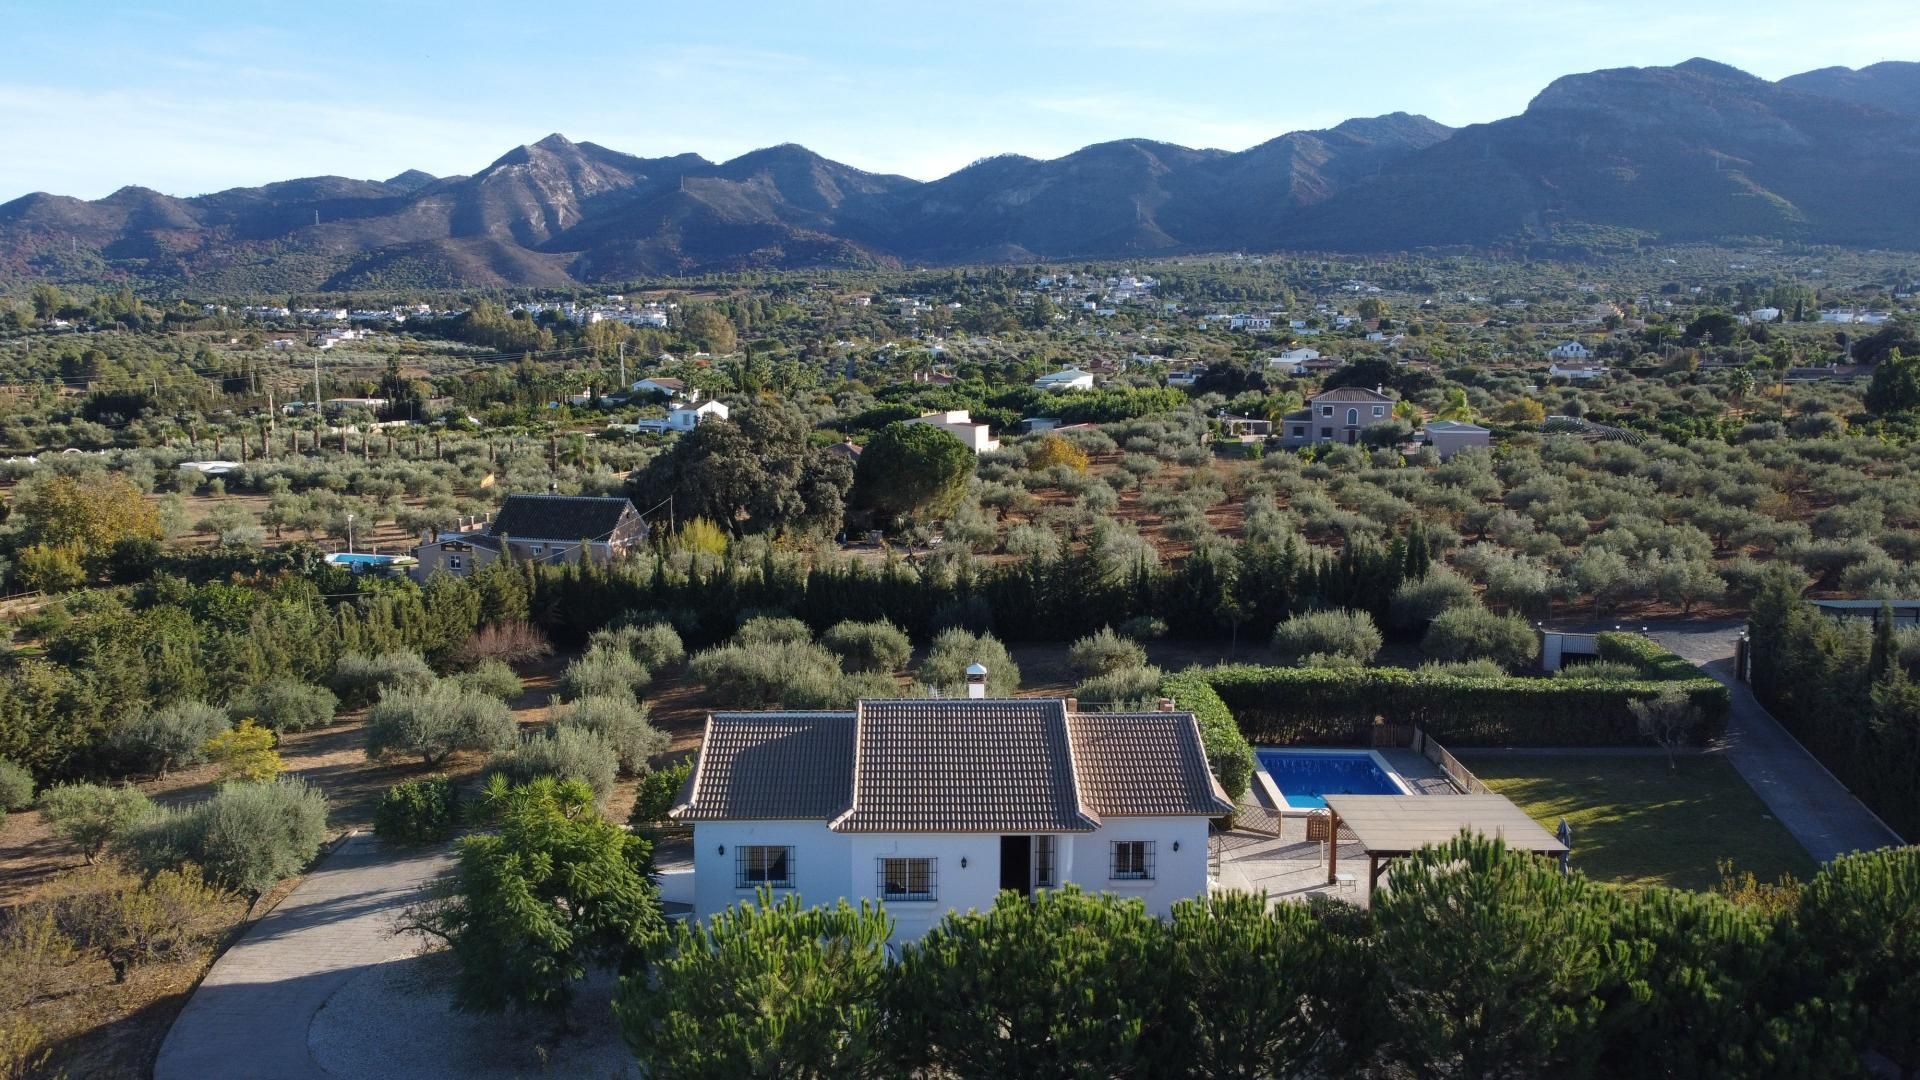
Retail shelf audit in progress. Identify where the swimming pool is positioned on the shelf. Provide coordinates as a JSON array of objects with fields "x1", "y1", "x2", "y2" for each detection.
[
  {"x1": 1254, "y1": 749, "x2": 1410, "y2": 811},
  {"x1": 324, "y1": 553, "x2": 419, "y2": 572}
]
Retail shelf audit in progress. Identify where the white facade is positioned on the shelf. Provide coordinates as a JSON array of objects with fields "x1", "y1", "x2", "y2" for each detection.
[
  {"x1": 1548, "y1": 363, "x2": 1608, "y2": 381},
  {"x1": 1033, "y1": 368, "x2": 1096, "y2": 391},
  {"x1": 669, "y1": 400, "x2": 728, "y2": 431},
  {"x1": 688, "y1": 815, "x2": 1212, "y2": 940},
  {"x1": 907, "y1": 409, "x2": 999, "y2": 453},
  {"x1": 1547, "y1": 340, "x2": 1593, "y2": 360}
]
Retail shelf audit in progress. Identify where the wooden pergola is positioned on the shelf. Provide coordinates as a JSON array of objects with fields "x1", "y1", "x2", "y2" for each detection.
[{"x1": 1324, "y1": 794, "x2": 1570, "y2": 896}]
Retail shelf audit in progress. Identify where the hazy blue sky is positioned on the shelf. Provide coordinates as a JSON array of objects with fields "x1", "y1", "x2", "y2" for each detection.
[{"x1": 5, "y1": 0, "x2": 1915, "y2": 199}]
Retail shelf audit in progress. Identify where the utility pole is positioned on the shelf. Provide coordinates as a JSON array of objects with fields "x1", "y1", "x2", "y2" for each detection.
[
  {"x1": 618, "y1": 341, "x2": 626, "y2": 390},
  {"x1": 313, "y1": 356, "x2": 321, "y2": 413}
]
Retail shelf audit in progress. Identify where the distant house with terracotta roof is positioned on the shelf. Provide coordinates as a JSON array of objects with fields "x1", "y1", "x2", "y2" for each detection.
[
  {"x1": 1279, "y1": 386, "x2": 1397, "y2": 448},
  {"x1": 671, "y1": 692, "x2": 1231, "y2": 939}
]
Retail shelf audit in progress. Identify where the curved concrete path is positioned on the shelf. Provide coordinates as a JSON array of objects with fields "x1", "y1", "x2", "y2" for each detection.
[
  {"x1": 1643, "y1": 622, "x2": 1902, "y2": 863},
  {"x1": 156, "y1": 834, "x2": 452, "y2": 1080}
]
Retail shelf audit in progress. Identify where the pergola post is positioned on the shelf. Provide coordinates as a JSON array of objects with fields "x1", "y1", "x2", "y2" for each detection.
[
  {"x1": 1369, "y1": 854, "x2": 1386, "y2": 896},
  {"x1": 1326, "y1": 807, "x2": 1340, "y2": 884}
]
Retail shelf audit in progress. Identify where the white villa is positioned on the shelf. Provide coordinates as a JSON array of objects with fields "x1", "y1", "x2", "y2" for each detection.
[
  {"x1": 907, "y1": 409, "x2": 999, "y2": 453},
  {"x1": 1033, "y1": 368, "x2": 1096, "y2": 392},
  {"x1": 1547, "y1": 340, "x2": 1593, "y2": 361},
  {"x1": 672, "y1": 689, "x2": 1232, "y2": 940},
  {"x1": 611, "y1": 399, "x2": 729, "y2": 434},
  {"x1": 631, "y1": 377, "x2": 698, "y2": 402}
]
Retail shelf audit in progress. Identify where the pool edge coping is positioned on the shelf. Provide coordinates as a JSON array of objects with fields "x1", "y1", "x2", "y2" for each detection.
[{"x1": 1253, "y1": 746, "x2": 1415, "y2": 813}]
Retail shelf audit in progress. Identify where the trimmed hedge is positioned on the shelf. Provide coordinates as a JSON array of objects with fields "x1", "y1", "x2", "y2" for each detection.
[
  {"x1": 1595, "y1": 632, "x2": 1702, "y2": 681},
  {"x1": 1160, "y1": 670, "x2": 1254, "y2": 804},
  {"x1": 1200, "y1": 658, "x2": 1727, "y2": 749}
]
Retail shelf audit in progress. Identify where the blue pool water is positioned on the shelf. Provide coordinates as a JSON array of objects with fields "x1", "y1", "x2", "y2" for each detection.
[
  {"x1": 326, "y1": 553, "x2": 397, "y2": 565},
  {"x1": 1256, "y1": 750, "x2": 1402, "y2": 810}
]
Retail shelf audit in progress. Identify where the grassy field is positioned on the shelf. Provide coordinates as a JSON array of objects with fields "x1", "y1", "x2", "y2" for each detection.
[{"x1": 1457, "y1": 752, "x2": 1816, "y2": 892}]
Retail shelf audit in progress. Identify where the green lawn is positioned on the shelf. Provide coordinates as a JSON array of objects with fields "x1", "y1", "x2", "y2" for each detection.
[{"x1": 1456, "y1": 753, "x2": 1816, "y2": 892}]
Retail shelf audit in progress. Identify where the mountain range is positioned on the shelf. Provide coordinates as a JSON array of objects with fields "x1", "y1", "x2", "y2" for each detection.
[{"x1": 3, "y1": 58, "x2": 1917, "y2": 290}]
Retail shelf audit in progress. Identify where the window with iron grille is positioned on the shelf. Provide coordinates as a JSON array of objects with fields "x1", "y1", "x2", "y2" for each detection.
[
  {"x1": 736, "y1": 845, "x2": 794, "y2": 889},
  {"x1": 1110, "y1": 841, "x2": 1155, "y2": 881},
  {"x1": 1034, "y1": 836, "x2": 1056, "y2": 890},
  {"x1": 877, "y1": 857, "x2": 936, "y2": 901}
]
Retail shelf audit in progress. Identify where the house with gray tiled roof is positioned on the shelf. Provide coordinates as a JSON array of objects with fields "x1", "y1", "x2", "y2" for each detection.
[
  {"x1": 672, "y1": 682, "x2": 1231, "y2": 938},
  {"x1": 411, "y1": 493, "x2": 647, "y2": 580}
]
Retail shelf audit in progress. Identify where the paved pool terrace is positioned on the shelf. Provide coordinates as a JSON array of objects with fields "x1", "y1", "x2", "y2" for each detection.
[{"x1": 1211, "y1": 746, "x2": 1457, "y2": 909}]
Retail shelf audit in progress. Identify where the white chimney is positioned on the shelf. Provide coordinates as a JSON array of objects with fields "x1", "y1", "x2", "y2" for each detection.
[{"x1": 965, "y1": 663, "x2": 988, "y2": 700}]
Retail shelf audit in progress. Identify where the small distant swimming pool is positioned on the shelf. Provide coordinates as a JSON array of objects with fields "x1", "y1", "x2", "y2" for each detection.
[
  {"x1": 324, "y1": 553, "x2": 419, "y2": 572},
  {"x1": 1255, "y1": 748, "x2": 1410, "y2": 811}
]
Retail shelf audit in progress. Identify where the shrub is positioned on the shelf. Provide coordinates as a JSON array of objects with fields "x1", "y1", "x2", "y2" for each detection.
[
  {"x1": 456, "y1": 620, "x2": 552, "y2": 667},
  {"x1": 41, "y1": 783, "x2": 153, "y2": 863},
  {"x1": 409, "y1": 776, "x2": 664, "y2": 1015},
  {"x1": 1794, "y1": 847, "x2": 1920, "y2": 1070},
  {"x1": 735, "y1": 616, "x2": 814, "y2": 648},
  {"x1": 617, "y1": 893, "x2": 893, "y2": 1077},
  {"x1": 594, "y1": 621, "x2": 685, "y2": 671},
  {"x1": 454, "y1": 659, "x2": 523, "y2": 701},
  {"x1": 204, "y1": 719, "x2": 283, "y2": 783},
  {"x1": 821, "y1": 619, "x2": 913, "y2": 673},
  {"x1": 333, "y1": 651, "x2": 436, "y2": 709},
  {"x1": 1159, "y1": 670, "x2": 1254, "y2": 806},
  {"x1": 887, "y1": 888, "x2": 1169, "y2": 1077},
  {"x1": 629, "y1": 760, "x2": 693, "y2": 827},
  {"x1": 373, "y1": 776, "x2": 458, "y2": 845},
  {"x1": 1272, "y1": 609, "x2": 1382, "y2": 664},
  {"x1": 1075, "y1": 665, "x2": 1166, "y2": 707},
  {"x1": 1389, "y1": 569, "x2": 1480, "y2": 630},
  {"x1": 114, "y1": 700, "x2": 229, "y2": 778},
  {"x1": 0, "y1": 758, "x2": 33, "y2": 811},
  {"x1": 1554, "y1": 660, "x2": 1644, "y2": 681},
  {"x1": 44, "y1": 862, "x2": 230, "y2": 977},
  {"x1": 1068, "y1": 626, "x2": 1149, "y2": 676},
  {"x1": 364, "y1": 680, "x2": 519, "y2": 767},
  {"x1": 116, "y1": 778, "x2": 328, "y2": 896},
  {"x1": 1159, "y1": 892, "x2": 1371, "y2": 1078},
  {"x1": 920, "y1": 628, "x2": 1021, "y2": 696},
  {"x1": 549, "y1": 694, "x2": 668, "y2": 775},
  {"x1": 1421, "y1": 607, "x2": 1539, "y2": 669},
  {"x1": 692, "y1": 640, "x2": 845, "y2": 709},
  {"x1": 1117, "y1": 615, "x2": 1168, "y2": 641},
  {"x1": 557, "y1": 646, "x2": 651, "y2": 702},
  {"x1": 485, "y1": 727, "x2": 619, "y2": 803},
  {"x1": 1202, "y1": 664, "x2": 1728, "y2": 748},
  {"x1": 1595, "y1": 632, "x2": 1701, "y2": 681},
  {"x1": 1418, "y1": 658, "x2": 1510, "y2": 679},
  {"x1": 227, "y1": 677, "x2": 339, "y2": 733}
]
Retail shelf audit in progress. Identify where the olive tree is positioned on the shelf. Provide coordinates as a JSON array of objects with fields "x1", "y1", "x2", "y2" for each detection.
[
  {"x1": 1271, "y1": 610, "x2": 1382, "y2": 665},
  {"x1": 364, "y1": 679, "x2": 518, "y2": 768}
]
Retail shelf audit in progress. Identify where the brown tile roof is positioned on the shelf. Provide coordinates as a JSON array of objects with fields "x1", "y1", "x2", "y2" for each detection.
[
  {"x1": 672, "y1": 700, "x2": 1228, "y2": 830},
  {"x1": 1311, "y1": 386, "x2": 1393, "y2": 403},
  {"x1": 833, "y1": 700, "x2": 1098, "y2": 833},
  {"x1": 673, "y1": 712, "x2": 855, "y2": 821},
  {"x1": 1067, "y1": 712, "x2": 1234, "y2": 818},
  {"x1": 1305, "y1": 386, "x2": 1397, "y2": 403}
]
